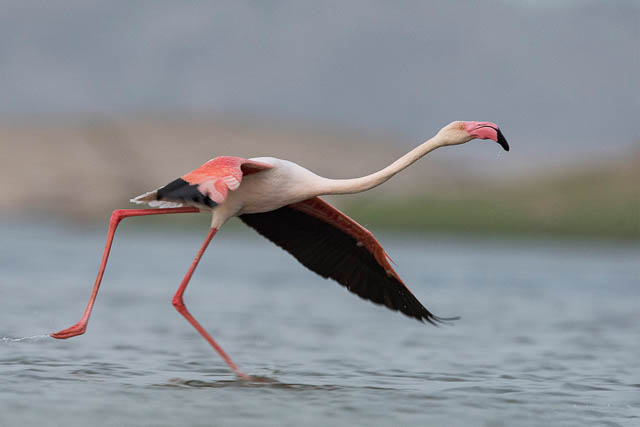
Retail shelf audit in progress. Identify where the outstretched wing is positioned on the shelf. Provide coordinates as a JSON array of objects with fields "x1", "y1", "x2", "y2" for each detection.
[
  {"x1": 239, "y1": 197, "x2": 454, "y2": 325},
  {"x1": 130, "y1": 156, "x2": 273, "y2": 209}
]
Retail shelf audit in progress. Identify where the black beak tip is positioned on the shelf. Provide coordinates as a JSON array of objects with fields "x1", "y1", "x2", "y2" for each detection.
[{"x1": 496, "y1": 128, "x2": 509, "y2": 151}]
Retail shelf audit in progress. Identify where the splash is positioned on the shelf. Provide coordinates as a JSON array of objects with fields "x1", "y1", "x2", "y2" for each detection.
[{"x1": 1, "y1": 334, "x2": 49, "y2": 343}]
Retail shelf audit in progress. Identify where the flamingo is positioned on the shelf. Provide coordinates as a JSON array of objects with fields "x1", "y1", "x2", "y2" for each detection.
[{"x1": 51, "y1": 121, "x2": 509, "y2": 380}]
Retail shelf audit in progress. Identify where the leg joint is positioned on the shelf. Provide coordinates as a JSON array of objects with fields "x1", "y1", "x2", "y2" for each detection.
[
  {"x1": 172, "y1": 295, "x2": 185, "y2": 311},
  {"x1": 110, "y1": 209, "x2": 127, "y2": 226}
]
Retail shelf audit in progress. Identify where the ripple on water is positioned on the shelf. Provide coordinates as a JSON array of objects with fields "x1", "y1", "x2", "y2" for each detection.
[
  {"x1": 562, "y1": 382, "x2": 612, "y2": 392},
  {"x1": 444, "y1": 385, "x2": 521, "y2": 395},
  {"x1": 1, "y1": 335, "x2": 50, "y2": 343},
  {"x1": 152, "y1": 377, "x2": 390, "y2": 392}
]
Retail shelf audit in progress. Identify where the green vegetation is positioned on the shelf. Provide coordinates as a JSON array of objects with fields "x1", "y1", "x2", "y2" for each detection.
[{"x1": 343, "y1": 160, "x2": 639, "y2": 240}]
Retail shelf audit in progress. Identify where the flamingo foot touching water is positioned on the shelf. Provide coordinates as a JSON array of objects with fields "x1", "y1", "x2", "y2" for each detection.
[
  {"x1": 50, "y1": 322, "x2": 86, "y2": 339},
  {"x1": 51, "y1": 121, "x2": 509, "y2": 379}
]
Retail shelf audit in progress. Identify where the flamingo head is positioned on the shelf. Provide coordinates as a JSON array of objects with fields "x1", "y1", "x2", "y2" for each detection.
[{"x1": 437, "y1": 121, "x2": 509, "y2": 151}]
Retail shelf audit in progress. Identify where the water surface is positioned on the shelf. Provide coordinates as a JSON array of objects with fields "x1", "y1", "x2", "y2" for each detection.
[{"x1": 1, "y1": 220, "x2": 639, "y2": 426}]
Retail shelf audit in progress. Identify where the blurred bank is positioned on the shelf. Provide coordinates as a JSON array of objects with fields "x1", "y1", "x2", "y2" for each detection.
[
  {"x1": 0, "y1": 117, "x2": 637, "y2": 240},
  {"x1": 0, "y1": 1, "x2": 638, "y2": 240}
]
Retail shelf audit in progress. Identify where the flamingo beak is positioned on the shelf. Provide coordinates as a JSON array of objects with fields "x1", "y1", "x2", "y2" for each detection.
[
  {"x1": 464, "y1": 121, "x2": 510, "y2": 152},
  {"x1": 496, "y1": 128, "x2": 509, "y2": 152}
]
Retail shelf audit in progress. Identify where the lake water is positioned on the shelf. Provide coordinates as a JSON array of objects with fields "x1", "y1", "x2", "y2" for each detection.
[{"x1": 1, "y1": 219, "x2": 639, "y2": 426}]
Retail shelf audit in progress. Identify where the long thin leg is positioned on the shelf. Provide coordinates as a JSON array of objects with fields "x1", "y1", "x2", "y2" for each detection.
[
  {"x1": 171, "y1": 228, "x2": 251, "y2": 380},
  {"x1": 51, "y1": 207, "x2": 200, "y2": 339}
]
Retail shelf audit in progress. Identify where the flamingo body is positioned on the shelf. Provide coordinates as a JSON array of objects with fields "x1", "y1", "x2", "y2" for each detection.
[
  {"x1": 52, "y1": 120, "x2": 509, "y2": 379},
  {"x1": 133, "y1": 158, "x2": 447, "y2": 322}
]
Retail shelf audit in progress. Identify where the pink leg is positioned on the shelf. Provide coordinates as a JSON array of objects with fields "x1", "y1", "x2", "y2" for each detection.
[
  {"x1": 172, "y1": 228, "x2": 251, "y2": 380},
  {"x1": 51, "y1": 207, "x2": 200, "y2": 339}
]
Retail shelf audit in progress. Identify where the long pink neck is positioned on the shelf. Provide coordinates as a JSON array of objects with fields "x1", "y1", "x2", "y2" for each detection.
[{"x1": 320, "y1": 135, "x2": 443, "y2": 195}]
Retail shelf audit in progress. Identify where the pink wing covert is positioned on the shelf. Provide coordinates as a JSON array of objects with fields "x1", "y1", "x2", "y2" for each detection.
[
  {"x1": 182, "y1": 156, "x2": 273, "y2": 204},
  {"x1": 130, "y1": 156, "x2": 273, "y2": 208}
]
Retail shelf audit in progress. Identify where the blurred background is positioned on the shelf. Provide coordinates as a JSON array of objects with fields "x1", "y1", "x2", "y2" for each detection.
[
  {"x1": 0, "y1": 0, "x2": 638, "y2": 238},
  {"x1": 1, "y1": 3, "x2": 639, "y2": 426}
]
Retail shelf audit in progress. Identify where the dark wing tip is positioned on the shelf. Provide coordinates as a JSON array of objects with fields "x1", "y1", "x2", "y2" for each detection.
[
  {"x1": 420, "y1": 314, "x2": 461, "y2": 327},
  {"x1": 496, "y1": 128, "x2": 510, "y2": 151}
]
